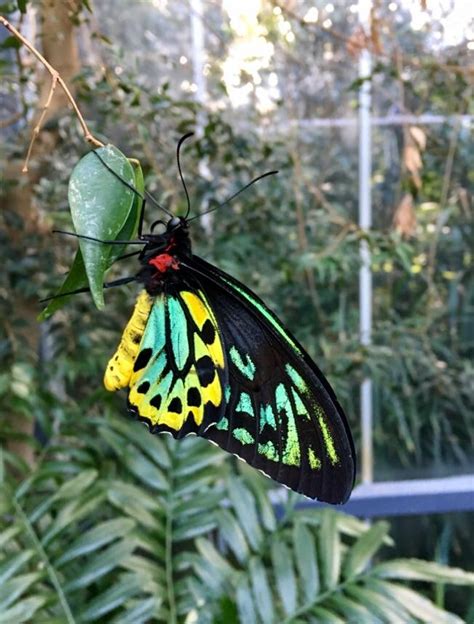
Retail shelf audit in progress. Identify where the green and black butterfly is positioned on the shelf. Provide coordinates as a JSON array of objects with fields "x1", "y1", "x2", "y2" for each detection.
[{"x1": 60, "y1": 134, "x2": 356, "y2": 504}]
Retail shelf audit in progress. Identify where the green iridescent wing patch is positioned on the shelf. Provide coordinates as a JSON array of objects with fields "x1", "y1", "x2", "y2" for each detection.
[{"x1": 188, "y1": 257, "x2": 355, "y2": 504}]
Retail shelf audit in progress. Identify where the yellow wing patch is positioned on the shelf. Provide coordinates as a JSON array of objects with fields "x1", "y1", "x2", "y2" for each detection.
[
  {"x1": 104, "y1": 289, "x2": 226, "y2": 436},
  {"x1": 181, "y1": 291, "x2": 224, "y2": 368}
]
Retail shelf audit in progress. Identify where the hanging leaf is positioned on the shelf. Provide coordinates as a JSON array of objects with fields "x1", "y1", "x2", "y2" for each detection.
[
  {"x1": 403, "y1": 126, "x2": 426, "y2": 190},
  {"x1": 40, "y1": 149, "x2": 142, "y2": 319},
  {"x1": 410, "y1": 125, "x2": 427, "y2": 150},
  {"x1": 68, "y1": 145, "x2": 135, "y2": 309},
  {"x1": 393, "y1": 193, "x2": 417, "y2": 238}
]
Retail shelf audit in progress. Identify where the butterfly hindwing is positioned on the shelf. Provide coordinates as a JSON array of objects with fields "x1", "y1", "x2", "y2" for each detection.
[
  {"x1": 104, "y1": 287, "x2": 227, "y2": 438},
  {"x1": 184, "y1": 257, "x2": 356, "y2": 504}
]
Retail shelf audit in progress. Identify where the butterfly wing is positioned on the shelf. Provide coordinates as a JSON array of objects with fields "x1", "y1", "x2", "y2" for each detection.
[
  {"x1": 184, "y1": 256, "x2": 356, "y2": 504},
  {"x1": 104, "y1": 288, "x2": 227, "y2": 438}
]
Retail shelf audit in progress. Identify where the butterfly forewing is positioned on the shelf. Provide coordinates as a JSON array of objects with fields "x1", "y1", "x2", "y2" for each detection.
[{"x1": 185, "y1": 257, "x2": 355, "y2": 504}]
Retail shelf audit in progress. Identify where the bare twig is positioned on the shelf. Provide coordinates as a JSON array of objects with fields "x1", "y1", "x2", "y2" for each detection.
[
  {"x1": 0, "y1": 14, "x2": 104, "y2": 171},
  {"x1": 22, "y1": 72, "x2": 58, "y2": 172}
]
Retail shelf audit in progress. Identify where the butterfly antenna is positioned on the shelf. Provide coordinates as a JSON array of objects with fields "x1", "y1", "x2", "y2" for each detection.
[
  {"x1": 187, "y1": 170, "x2": 278, "y2": 223},
  {"x1": 177, "y1": 132, "x2": 194, "y2": 219},
  {"x1": 92, "y1": 150, "x2": 173, "y2": 218}
]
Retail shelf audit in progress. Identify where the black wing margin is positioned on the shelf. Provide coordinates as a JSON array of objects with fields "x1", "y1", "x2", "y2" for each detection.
[{"x1": 183, "y1": 256, "x2": 356, "y2": 504}]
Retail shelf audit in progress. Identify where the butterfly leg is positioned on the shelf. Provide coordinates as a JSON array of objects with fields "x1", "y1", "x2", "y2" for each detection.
[
  {"x1": 113, "y1": 250, "x2": 142, "y2": 262},
  {"x1": 40, "y1": 276, "x2": 136, "y2": 302},
  {"x1": 52, "y1": 230, "x2": 145, "y2": 245}
]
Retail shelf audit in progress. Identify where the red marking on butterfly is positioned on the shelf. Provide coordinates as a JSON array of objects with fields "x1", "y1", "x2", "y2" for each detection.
[{"x1": 149, "y1": 253, "x2": 180, "y2": 273}]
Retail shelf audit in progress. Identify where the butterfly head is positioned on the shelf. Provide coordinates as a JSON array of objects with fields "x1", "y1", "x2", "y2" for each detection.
[{"x1": 166, "y1": 215, "x2": 187, "y2": 232}]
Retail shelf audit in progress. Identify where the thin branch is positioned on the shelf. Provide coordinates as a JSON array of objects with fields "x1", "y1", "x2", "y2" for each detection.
[
  {"x1": 0, "y1": 15, "x2": 104, "y2": 170},
  {"x1": 22, "y1": 72, "x2": 58, "y2": 172}
]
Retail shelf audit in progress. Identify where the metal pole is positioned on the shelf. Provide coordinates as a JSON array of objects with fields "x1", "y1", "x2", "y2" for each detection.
[{"x1": 358, "y1": 0, "x2": 373, "y2": 485}]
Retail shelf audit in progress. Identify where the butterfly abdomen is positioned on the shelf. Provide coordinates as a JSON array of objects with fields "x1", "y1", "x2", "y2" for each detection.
[{"x1": 104, "y1": 290, "x2": 153, "y2": 391}]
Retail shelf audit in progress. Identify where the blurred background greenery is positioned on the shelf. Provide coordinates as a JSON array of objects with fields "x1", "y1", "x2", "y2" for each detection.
[{"x1": 1, "y1": 0, "x2": 473, "y2": 622}]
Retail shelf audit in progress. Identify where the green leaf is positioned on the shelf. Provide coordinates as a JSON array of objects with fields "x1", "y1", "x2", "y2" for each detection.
[
  {"x1": 326, "y1": 594, "x2": 374, "y2": 622},
  {"x1": 17, "y1": 0, "x2": 27, "y2": 12},
  {"x1": 123, "y1": 448, "x2": 168, "y2": 491},
  {"x1": 68, "y1": 145, "x2": 135, "y2": 308},
  {"x1": 64, "y1": 540, "x2": 136, "y2": 591},
  {"x1": 195, "y1": 537, "x2": 235, "y2": 582},
  {"x1": 244, "y1": 474, "x2": 276, "y2": 532},
  {"x1": 79, "y1": 574, "x2": 143, "y2": 621},
  {"x1": 0, "y1": 572, "x2": 41, "y2": 611},
  {"x1": 110, "y1": 598, "x2": 157, "y2": 624},
  {"x1": 0, "y1": 551, "x2": 34, "y2": 585},
  {"x1": 0, "y1": 596, "x2": 46, "y2": 624},
  {"x1": 249, "y1": 557, "x2": 273, "y2": 624},
  {"x1": 319, "y1": 510, "x2": 341, "y2": 590},
  {"x1": 395, "y1": 243, "x2": 413, "y2": 273},
  {"x1": 310, "y1": 606, "x2": 345, "y2": 623},
  {"x1": 374, "y1": 581, "x2": 464, "y2": 624},
  {"x1": 107, "y1": 481, "x2": 161, "y2": 529},
  {"x1": 271, "y1": 540, "x2": 297, "y2": 617},
  {"x1": 174, "y1": 515, "x2": 217, "y2": 542},
  {"x1": 373, "y1": 559, "x2": 474, "y2": 585},
  {"x1": 106, "y1": 418, "x2": 171, "y2": 469},
  {"x1": 40, "y1": 156, "x2": 142, "y2": 319},
  {"x1": 38, "y1": 248, "x2": 88, "y2": 320},
  {"x1": 345, "y1": 583, "x2": 412, "y2": 624},
  {"x1": 41, "y1": 493, "x2": 105, "y2": 547},
  {"x1": 0, "y1": 526, "x2": 21, "y2": 549},
  {"x1": 55, "y1": 469, "x2": 97, "y2": 499},
  {"x1": 0, "y1": 36, "x2": 22, "y2": 50},
  {"x1": 55, "y1": 518, "x2": 136, "y2": 566},
  {"x1": 236, "y1": 577, "x2": 257, "y2": 624},
  {"x1": 293, "y1": 521, "x2": 319, "y2": 601},
  {"x1": 215, "y1": 509, "x2": 250, "y2": 564},
  {"x1": 343, "y1": 521, "x2": 390, "y2": 579},
  {"x1": 227, "y1": 478, "x2": 263, "y2": 551}
]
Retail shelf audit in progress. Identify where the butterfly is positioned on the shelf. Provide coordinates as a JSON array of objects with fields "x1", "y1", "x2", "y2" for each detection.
[{"x1": 59, "y1": 134, "x2": 356, "y2": 504}]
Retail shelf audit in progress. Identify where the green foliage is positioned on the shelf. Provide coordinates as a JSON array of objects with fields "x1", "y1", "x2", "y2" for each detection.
[
  {"x1": 1, "y1": 416, "x2": 473, "y2": 623},
  {"x1": 0, "y1": 461, "x2": 147, "y2": 622}
]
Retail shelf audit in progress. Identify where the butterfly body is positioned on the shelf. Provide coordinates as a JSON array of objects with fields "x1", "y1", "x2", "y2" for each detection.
[{"x1": 104, "y1": 215, "x2": 356, "y2": 504}]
